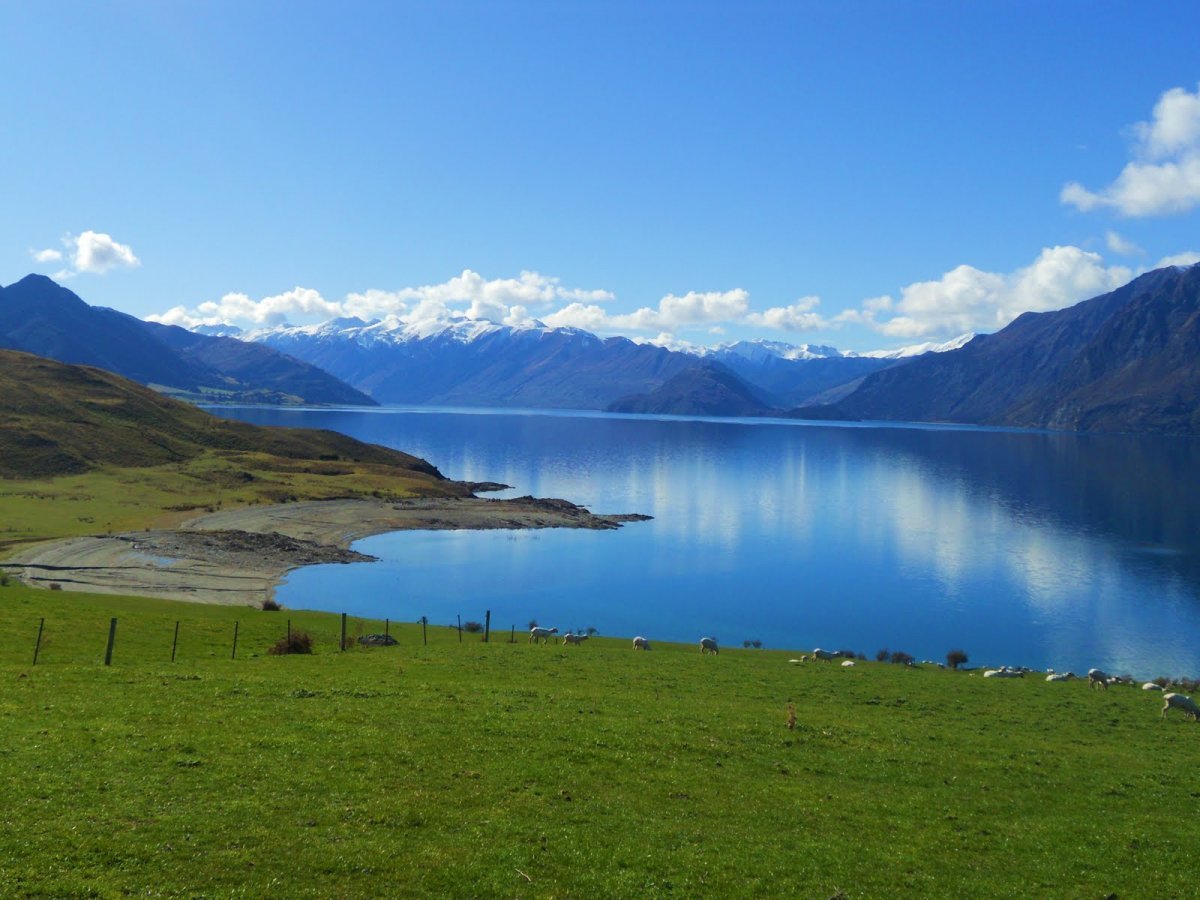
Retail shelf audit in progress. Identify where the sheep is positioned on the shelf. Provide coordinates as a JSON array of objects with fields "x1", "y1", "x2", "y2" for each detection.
[
  {"x1": 1143, "y1": 682, "x2": 1165, "y2": 691},
  {"x1": 632, "y1": 636, "x2": 651, "y2": 651},
  {"x1": 529, "y1": 626, "x2": 558, "y2": 644},
  {"x1": 1045, "y1": 672, "x2": 1076, "y2": 682},
  {"x1": 699, "y1": 637, "x2": 719, "y2": 655},
  {"x1": 1087, "y1": 668, "x2": 1109, "y2": 690},
  {"x1": 812, "y1": 648, "x2": 836, "y2": 661},
  {"x1": 1162, "y1": 693, "x2": 1200, "y2": 721},
  {"x1": 562, "y1": 633, "x2": 588, "y2": 646},
  {"x1": 984, "y1": 669, "x2": 1024, "y2": 678},
  {"x1": 841, "y1": 660, "x2": 856, "y2": 667}
]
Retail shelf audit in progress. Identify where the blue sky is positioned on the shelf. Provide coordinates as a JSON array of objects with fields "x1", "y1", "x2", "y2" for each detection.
[{"x1": 3, "y1": 1, "x2": 1198, "y2": 351}]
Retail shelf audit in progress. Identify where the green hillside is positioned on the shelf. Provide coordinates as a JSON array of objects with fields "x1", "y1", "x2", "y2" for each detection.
[
  {"x1": 0, "y1": 583, "x2": 1196, "y2": 897},
  {"x1": 0, "y1": 350, "x2": 463, "y2": 549}
]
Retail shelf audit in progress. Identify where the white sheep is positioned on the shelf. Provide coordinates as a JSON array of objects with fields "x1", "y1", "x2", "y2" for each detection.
[
  {"x1": 812, "y1": 648, "x2": 836, "y2": 661},
  {"x1": 1045, "y1": 672, "x2": 1076, "y2": 682},
  {"x1": 984, "y1": 669, "x2": 1024, "y2": 678},
  {"x1": 699, "y1": 637, "x2": 719, "y2": 655},
  {"x1": 632, "y1": 636, "x2": 651, "y2": 651},
  {"x1": 1142, "y1": 682, "x2": 1165, "y2": 691},
  {"x1": 1087, "y1": 668, "x2": 1109, "y2": 690},
  {"x1": 1162, "y1": 693, "x2": 1200, "y2": 721},
  {"x1": 841, "y1": 660, "x2": 856, "y2": 667},
  {"x1": 529, "y1": 626, "x2": 558, "y2": 644},
  {"x1": 562, "y1": 632, "x2": 588, "y2": 646}
]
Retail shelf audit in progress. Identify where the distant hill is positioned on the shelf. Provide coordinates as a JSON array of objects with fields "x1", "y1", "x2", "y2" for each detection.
[
  {"x1": 607, "y1": 362, "x2": 778, "y2": 416},
  {"x1": 819, "y1": 264, "x2": 1200, "y2": 434},
  {"x1": 0, "y1": 274, "x2": 375, "y2": 406},
  {"x1": 0, "y1": 349, "x2": 440, "y2": 480}
]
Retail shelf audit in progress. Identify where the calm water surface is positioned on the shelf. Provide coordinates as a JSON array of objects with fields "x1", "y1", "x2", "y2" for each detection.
[{"x1": 213, "y1": 406, "x2": 1200, "y2": 678}]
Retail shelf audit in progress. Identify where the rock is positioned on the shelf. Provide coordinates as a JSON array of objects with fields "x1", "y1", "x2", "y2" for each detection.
[{"x1": 357, "y1": 634, "x2": 398, "y2": 647}]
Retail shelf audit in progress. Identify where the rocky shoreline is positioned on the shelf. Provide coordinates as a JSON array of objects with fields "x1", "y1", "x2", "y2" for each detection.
[{"x1": 3, "y1": 495, "x2": 651, "y2": 607}]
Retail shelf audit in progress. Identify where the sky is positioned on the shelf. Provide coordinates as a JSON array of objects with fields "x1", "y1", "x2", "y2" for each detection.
[{"x1": 3, "y1": 0, "x2": 1199, "y2": 352}]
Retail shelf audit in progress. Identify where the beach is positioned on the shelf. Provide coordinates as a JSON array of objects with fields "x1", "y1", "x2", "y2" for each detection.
[{"x1": 3, "y1": 496, "x2": 649, "y2": 607}]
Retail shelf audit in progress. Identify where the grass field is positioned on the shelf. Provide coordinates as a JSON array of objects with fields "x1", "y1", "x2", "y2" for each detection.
[{"x1": 1, "y1": 580, "x2": 1196, "y2": 898}]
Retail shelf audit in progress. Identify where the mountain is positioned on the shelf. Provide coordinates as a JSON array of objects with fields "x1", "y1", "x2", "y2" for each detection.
[
  {"x1": 606, "y1": 361, "x2": 778, "y2": 416},
  {"x1": 817, "y1": 264, "x2": 1200, "y2": 434},
  {"x1": 0, "y1": 348, "x2": 443, "y2": 481},
  {"x1": 252, "y1": 317, "x2": 698, "y2": 408},
  {"x1": 0, "y1": 274, "x2": 375, "y2": 406},
  {"x1": 245, "y1": 317, "x2": 966, "y2": 411}
]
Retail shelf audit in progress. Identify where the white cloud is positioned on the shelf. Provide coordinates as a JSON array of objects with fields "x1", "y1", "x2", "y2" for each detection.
[
  {"x1": 72, "y1": 230, "x2": 141, "y2": 273},
  {"x1": 1156, "y1": 250, "x2": 1200, "y2": 268},
  {"x1": 745, "y1": 295, "x2": 826, "y2": 332},
  {"x1": 1062, "y1": 84, "x2": 1200, "y2": 216},
  {"x1": 546, "y1": 289, "x2": 750, "y2": 333},
  {"x1": 31, "y1": 247, "x2": 63, "y2": 263},
  {"x1": 844, "y1": 246, "x2": 1133, "y2": 339},
  {"x1": 1105, "y1": 230, "x2": 1142, "y2": 256}
]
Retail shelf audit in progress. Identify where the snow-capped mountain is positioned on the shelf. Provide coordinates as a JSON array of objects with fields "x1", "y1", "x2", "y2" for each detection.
[{"x1": 220, "y1": 315, "x2": 969, "y2": 411}]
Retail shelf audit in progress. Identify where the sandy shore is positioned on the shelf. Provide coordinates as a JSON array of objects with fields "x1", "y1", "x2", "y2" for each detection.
[{"x1": 2, "y1": 496, "x2": 650, "y2": 607}]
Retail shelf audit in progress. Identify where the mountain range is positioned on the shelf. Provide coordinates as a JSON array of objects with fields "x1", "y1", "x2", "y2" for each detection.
[{"x1": 0, "y1": 275, "x2": 375, "y2": 407}]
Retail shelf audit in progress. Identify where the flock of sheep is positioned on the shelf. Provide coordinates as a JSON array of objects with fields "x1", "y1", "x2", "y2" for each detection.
[
  {"x1": 528, "y1": 627, "x2": 1200, "y2": 722},
  {"x1": 527, "y1": 625, "x2": 717, "y2": 655}
]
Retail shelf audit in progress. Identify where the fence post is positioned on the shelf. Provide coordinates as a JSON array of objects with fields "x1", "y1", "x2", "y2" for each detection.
[
  {"x1": 33, "y1": 617, "x2": 45, "y2": 666},
  {"x1": 510, "y1": 625, "x2": 515, "y2": 644},
  {"x1": 385, "y1": 618, "x2": 390, "y2": 640},
  {"x1": 421, "y1": 616, "x2": 427, "y2": 646},
  {"x1": 104, "y1": 618, "x2": 117, "y2": 666},
  {"x1": 341, "y1": 612, "x2": 347, "y2": 651},
  {"x1": 287, "y1": 619, "x2": 291, "y2": 644},
  {"x1": 484, "y1": 610, "x2": 490, "y2": 643},
  {"x1": 457, "y1": 614, "x2": 462, "y2": 642},
  {"x1": 171, "y1": 621, "x2": 179, "y2": 662},
  {"x1": 232, "y1": 621, "x2": 239, "y2": 659}
]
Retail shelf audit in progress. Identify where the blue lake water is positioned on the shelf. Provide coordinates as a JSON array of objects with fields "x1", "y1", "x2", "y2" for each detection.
[{"x1": 211, "y1": 406, "x2": 1200, "y2": 679}]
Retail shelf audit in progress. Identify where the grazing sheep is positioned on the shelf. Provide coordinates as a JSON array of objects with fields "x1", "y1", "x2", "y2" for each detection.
[
  {"x1": 1143, "y1": 682, "x2": 1165, "y2": 691},
  {"x1": 841, "y1": 660, "x2": 856, "y2": 667},
  {"x1": 1087, "y1": 668, "x2": 1109, "y2": 690},
  {"x1": 562, "y1": 633, "x2": 588, "y2": 646},
  {"x1": 1162, "y1": 693, "x2": 1200, "y2": 721},
  {"x1": 984, "y1": 669, "x2": 1024, "y2": 678},
  {"x1": 632, "y1": 636, "x2": 651, "y2": 651},
  {"x1": 700, "y1": 637, "x2": 719, "y2": 655},
  {"x1": 529, "y1": 626, "x2": 558, "y2": 644},
  {"x1": 812, "y1": 648, "x2": 836, "y2": 661},
  {"x1": 1046, "y1": 672, "x2": 1076, "y2": 682}
]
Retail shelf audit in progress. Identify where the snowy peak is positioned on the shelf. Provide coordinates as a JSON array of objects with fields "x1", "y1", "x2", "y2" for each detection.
[{"x1": 852, "y1": 333, "x2": 976, "y2": 359}]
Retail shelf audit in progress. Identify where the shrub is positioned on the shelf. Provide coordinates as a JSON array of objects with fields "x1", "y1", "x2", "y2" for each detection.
[
  {"x1": 585, "y1": 626, "x2": 599, "y2": 636},
  {"x1": 268, "y1": 630, "x2": 314, "y2": 655},
  {"x1": 463, "y1": 621, "x2": 484, "y2": 634},
  {"x1": 0, "y1": 570, "x2": 9, "y2": 587},
  {"x1": 49, "y1": 583, "x2": 62, "y2": 591},
  {"x1": 946, "y1": 649, "x2": 969, "y2": 670},
  {"x1": 1153, "y1": 676, "x2": 1171, "y2": 688},
  {"x1": 262, "y1": 597, "x2": 282, "y2": 611},
  {"x1": 875, "y1": 648, "x2": 890, "y2": 662},
  {"x1": 890, "y1": 650, "x2": 915, "y2": 665}
]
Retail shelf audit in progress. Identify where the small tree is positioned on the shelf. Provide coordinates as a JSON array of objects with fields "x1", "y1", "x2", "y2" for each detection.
[
  {"x1": 875, "y1": 647, "x2": 890, "y2": 662},
  {"x1": 946, "y1": 648, "x2": 968, "y2": 670},
  {"x1": 890, "y1": 650, "x2": 915, "y2": 666}
]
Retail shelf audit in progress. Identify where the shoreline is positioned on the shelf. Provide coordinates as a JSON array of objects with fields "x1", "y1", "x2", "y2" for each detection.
[{"x1": 2, "y1": 496, "x2": 650, "y2": 607}]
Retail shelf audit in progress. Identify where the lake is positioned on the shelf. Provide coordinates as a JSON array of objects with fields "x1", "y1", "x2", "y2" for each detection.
[{"x1": 211, "y1": 406, "x2": 1200, "y2": 679}]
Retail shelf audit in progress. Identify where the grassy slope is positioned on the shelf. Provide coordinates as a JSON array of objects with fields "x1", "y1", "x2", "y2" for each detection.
[
  {"x1": 0, "y1": 350, "x2": 464, "y2": 552},
  {"x1": 0, "y1": 583, "x2": 1195, "y2": 898}
]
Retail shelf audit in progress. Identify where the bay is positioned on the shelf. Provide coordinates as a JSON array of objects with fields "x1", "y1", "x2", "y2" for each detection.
[{"x1": 211, "y1": 406, "x2": 1200, "y2": 679}]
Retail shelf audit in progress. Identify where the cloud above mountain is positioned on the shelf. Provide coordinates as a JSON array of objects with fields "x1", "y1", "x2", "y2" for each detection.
[
  {"x1": 30, "y1": 231, "x2": 141, "y2": 278},
  {"x1": 1061, "y1": 84, "x2": 1200, "y2": 216}
]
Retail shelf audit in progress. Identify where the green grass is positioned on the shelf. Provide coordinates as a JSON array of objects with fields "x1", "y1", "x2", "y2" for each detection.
[{"x1": 1, "y1": 582, "x2": 1196, "y2": 897}]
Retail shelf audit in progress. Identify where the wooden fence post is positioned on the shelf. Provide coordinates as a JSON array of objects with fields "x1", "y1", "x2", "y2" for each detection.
[
  {"x1": 510, "y1": 625, "x2": 515, "y2": 644},
  {"x1": 457, "y1": 614, "x2": 462, "y2": 642},
  {"x1": 33, "y1": 617, "x2": 45, "y2": 666},
  {"x1": 484, "y1": 610, "x2": 490, "y2": 643},
  {"x1": 341, "y1": 612, "x2": 347, "y2": 651},
  {"x1": 171, "y1": 621, "x2": 179, "y2": 662},
  {"x1": 421, "y1": 616, "x2": 427, "y2": 646},
  {"x1": 231, "y1": 621, "x2": 239, "y2": 659},
  {"x1": 104, "y1": 618, "x2": 117, "y2": 666},
  {"x1": 385, "y1": 618, "x2": 390, "y2": 639}
]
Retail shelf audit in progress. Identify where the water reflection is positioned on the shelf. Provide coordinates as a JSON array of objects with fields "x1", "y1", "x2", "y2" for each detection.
[{"x1": 212, "y1": 407, "x2": 1200, "y2": 677}]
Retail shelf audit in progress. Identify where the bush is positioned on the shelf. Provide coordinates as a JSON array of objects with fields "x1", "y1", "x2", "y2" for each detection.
[
  {"x1": 946, "y1": 649, "x2": 969, "y2": 670},
  {"x1": 875, "y1": 648, "x2": 890, "y2": 662},
  {"x1": 262, "y1": 597, "x2": 282, "y2": 611},
  {"x1": 0, "y1": 570, "x2": 9, "y2": 587},
  {"x1": 49, "y1": 583, "x2": 62, "y2": 591},
  {"x1": 890, "y1": 650, "x2": 915, "y2": 665},
  {"x1": 463, "y1": 621, "x2": 484, "y2": 634},
  {"x1": 268, "y1": 630, "x2": 314, "y2": 655}
]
